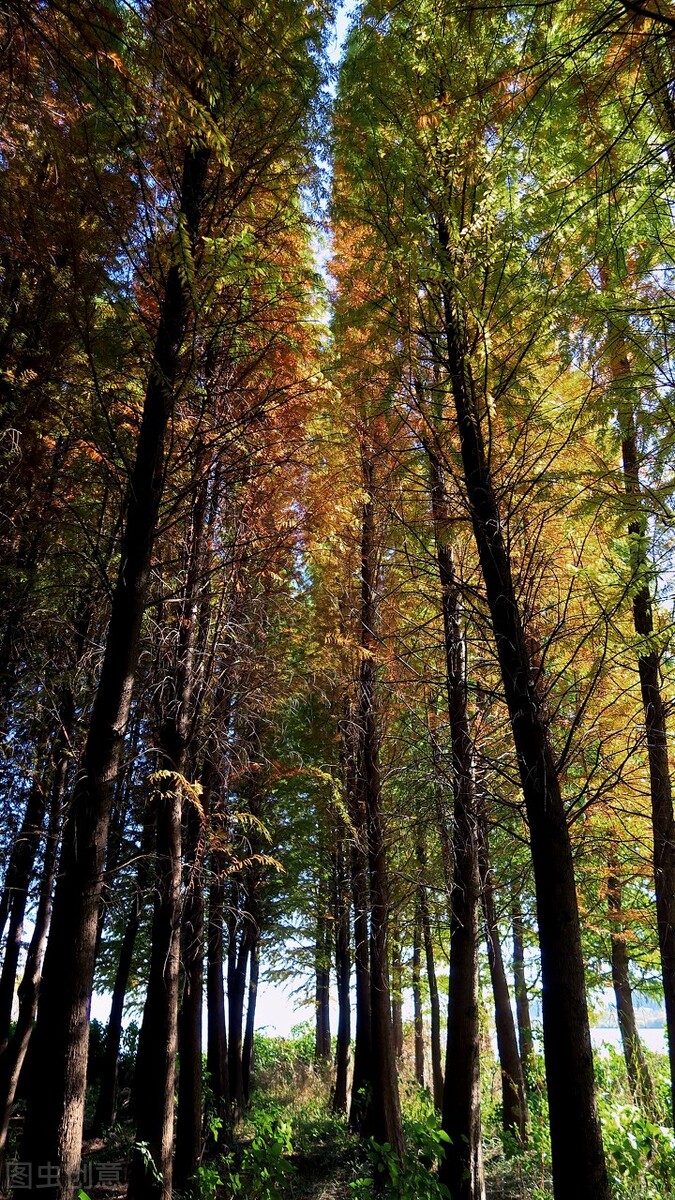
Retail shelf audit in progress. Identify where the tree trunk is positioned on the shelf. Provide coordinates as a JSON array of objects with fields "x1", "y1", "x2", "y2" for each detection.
[
  {"x1": 130, "y1": 428, "x2": 211, "y2": 1200},
  {"x1": 358, "y1": 454, "x2": 403, "y2": 1157},
  {"x1": 347, "y1": 726, "x2": 372, "y2": 1133},
  {"x1": 0, "y1": 729, "x2": 54, "y2": 1052},
  {"x1": 127, "y1": 782, "x2": 182, "y2": 1200},
  {"x1": 174, "y1": 802, "x2": 205, "y2": 1193},
  {"x1": 242, "y1": 934, "x2": 260, "y2": 1105},
  {"x1": 91, "y1": 817, "x2": 154, "y2": 1136},
  {"x1": 19, "y1": 141, "x2": 210, "y2": 1200},
  {"x1": 428, "y1": 452, "x2": 484, "y2": 1200},
  {"x1": 438, "y1": 265, "x2": 608, "y2": 1200},
  {"x1": 391, "y1": 929, "x2": 404, "y2": 1064},
  {"x1": 228, "y1": 909, "x2": 251, "y2": 1124},
  {"x1": 207, "y1": 850, "x2": 230, "y2": 1127},
  {"x1": 332, "y1": 842, "x2": 351, "y2": 1114},
  {"x1": 314, "y1": 902, "x2": 332, "y2": 1062},
  {"x1": 607, "y1": 869, "x2": 656, "y2": 1113},
  {"x1": 478, "y1": 821, "x2": 528, "y2": 1145},
  {"x1": 618, "y1": 392, "x2": 675, "y2": 1123},
  {"x1": 417, "y1": 856, "x2": 443, "y2": 1109},
  {"x1": 412, "y1": 900, "x2": 425, "y2": 1088},
  {"x1": 511, "y1": 893, "x2": 534, "y2": 1082},
  {"x1": 0, "y1": 758, "x2": 62, "y2": 1156}
]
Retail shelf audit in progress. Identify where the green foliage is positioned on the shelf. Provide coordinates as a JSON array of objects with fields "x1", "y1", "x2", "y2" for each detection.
[
  {"x1": 349, "y1": 1097, "x2": 450, "y2": 1200},
  {"x1": 599, "y1": 1101, "x2": 675, "y2": 1199},
  {"x1": 223, "y1": 1110, "x2": 296, "y2": 1200}
]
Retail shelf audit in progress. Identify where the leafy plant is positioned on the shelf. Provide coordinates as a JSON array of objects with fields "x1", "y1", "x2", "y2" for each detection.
[
  {"x1": 223, "y1": 1110, "x2": 296, "y2": 1200},
  {"x1": 349, "y1": 1102, "x2": 450, "y2": 1200}
]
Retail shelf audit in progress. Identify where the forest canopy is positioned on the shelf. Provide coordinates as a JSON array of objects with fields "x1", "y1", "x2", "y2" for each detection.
[{"x1": 0, "y1": 1, "x2": 674, "y2": 1198}]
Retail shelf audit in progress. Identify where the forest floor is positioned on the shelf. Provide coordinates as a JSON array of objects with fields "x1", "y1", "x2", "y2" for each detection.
[{"x1": 32, "y1": 1026, "x2": 672, "y2": 1200}]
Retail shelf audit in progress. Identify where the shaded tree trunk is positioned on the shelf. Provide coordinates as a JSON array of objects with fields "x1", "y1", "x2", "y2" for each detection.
[
  {"x1": 332, "y1": 842, "x2": 351, "y2": 1114},
  {"x1": 90, "y1": 815, "x2": 154, "y2": 1136},
  {"x1": 242, "y1": 933, "x2": 260, "y2": 1105},
  {"x1": 511, "y1": 894, "x2": 534, "y2": 1083},
  {"x1": 228, "y1": 909, "x2": 251, "y2": 1124},
  {"x1": 607, "y1": 869, "x2": 656, "y2": 1113},
  {"x1": 174, "y1": 802, "x2": 206, "y2": 1193},
  {"x1": 437, "y1": 263, "x2": 608, "y2": 1200},
  {"x1": 0, "y1": 763, "x2": 49, "y2": 1053},
  {"x1": 0, "y1": 755, "x2": 63, "y2": 1155},
  {"x1": 412, "y1": 900, "x2": 425, "y2": 1088},
  {"x1": 130, "y1": 428, "x2": 211, "y2": 1200},
  {"x1": 127, "y1": 780, "x2": 182, "y2": 1200},
  {"x1": 207, "y1": 849, "x2": 229, "y2": 1127},
  {"x1": 391, "y1": 929, "x2": 404, "y2": 1064},
  {"x1": 478, "y1": 821, "x2": 528, "y2": 1145},
  {"x1": 357, "y1": 454, "x2": 403, "y2": 1158},
  {"x1": 19, "y1": 141, "x2": 211, "y2": 1200},
  {"x1": 314, "y1": 902, "x2": 332, "y2": 1062},
  {"x1": 417, "y1": 858, "x2": 443, "y2": 1109},
  {"x1": 345, "y1": 699, "x2": 372, "y2": 1133},
  {"x1": 617, "y1": 384, "x2": 675, "y2": 1124},
  {"x1": 428, "y1": 451, "x2": 484, "y2": 1200}
]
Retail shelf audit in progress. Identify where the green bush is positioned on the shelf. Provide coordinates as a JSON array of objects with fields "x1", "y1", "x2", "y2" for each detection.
[
  {"x1": 349, "y1": 1101, "x2": 450, "y2": 1200},
  {"x1": 223, "y1": 1110, "x2": 296, "y2": 1200}
]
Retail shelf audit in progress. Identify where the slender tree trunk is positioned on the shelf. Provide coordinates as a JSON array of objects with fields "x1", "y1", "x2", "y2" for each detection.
[
  {"x1": 0, "y1": 758, "x2": 63, "y2": 1155},
  {"x1": 412, "y1": 900, "x2": 425, "y2": 1088},
  {"x1": 511, "y1": 894, "x2": 534, "y2": 1083},
  {"x1": 314, "y1": 902, "x2": 332, "y2": 1062},
  {"x1": 129, "y1": 428, "x2": 211, "y2": 1200},
  {"x1": 19, "y1": 142, "x2": 210, "y2": 1200},
  {"x1": 617, "y1": 388, "x2": 675, "y2": 1123},
  {"x1": 174, "y1": 802, "x2": 205, "y2": 1193},
  {"x1": 0, "y1": 767, "x2": 49, "y2": 1053},
  {"x1": 417, "y1": 856, "x2": 443, "y2": 1109},
  {"x1": 607, "y1": 869, "x2": 656, "y2": 1113},
  {"x1": 434, "y1": 263, "x2": 608, "y2": 1200},
  {"x1": 391, "y1": 929, "x2": 404, "y2": 1064},
  {"x1": 207, "y1": 857, "x2": 229, "y2": 1122},
  {"x1": 478, "y1": 820, "x2": 528, "y2": 1145},
  {"x1": 242, "y1": 933, "x2": 259, "y2": 1105},
  {"x1": 333, "y1": 843, "x2": 351, "y2": 1114},
  {"x1": 347, "y1": 720, "x2": 372, "y2": 1133},
  {"x1": 358, "y1": 454, "x2": 403, "y2": 1158},
  {"x1": 127, "y1": 780, "x2": 182, "y2": 1200},
  {"x1": 91, "y1": 817, "x2": 154, "y2": 1137},
  {"x1": 228, "y1": 910, "x2": 251, "y2": 1124},
  {"x1": 428, "y1": 452, "x2": 484, "y2": 1200}
]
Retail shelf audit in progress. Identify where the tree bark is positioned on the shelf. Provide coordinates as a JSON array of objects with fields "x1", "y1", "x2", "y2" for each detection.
[
  {"x1": 428, "y1": 452, "x2": 484, "y2": 1200},
  {"x1": 617, "y1": 384, "x2": 675, "y2": 1123},
  {"x1": 0, "y1": 754, "x2": 63, "y2": 1156},
  {"x1": 314, "y1": 901, "x2": 332, "y2": 1062},
  {"x1": 357, "y1": 453, "x2": 403, "y2": 1157},
  {"x1": 0, "y1": 766, "x2": 49, "y2": 1053},
  {"x1": 511, "y1": 893, "x2": 534, "y2": 1082},
  {"x1": 19, "y1": 141, "x2": 210, "y2": 1200},
  {"x1": 478, "y1": 821, "x2": 528, "y2": 1145},
  {"x1": 391, "y1": 929, "x2": 404, "y2": 1064},
  {"x1": 332, "y1": 842, "x2": 351, "y2": 1114},
  {"x1": 412, "y1": 899, "x2": 425, "y2": 1088},
  {"x1": 437, "y1": 263, "x2": 608, "y2": 1200},
  {"x1": 227, "y1": 906, "x2": 251, "y2": 1124},
  {"x1": 91, "y1": 816, "x2": 154, "y2": 1137},
  {"x1": 417, "y1": 850, "x2": 444, "y2": 1109},
  {"x1": 207, "y1": 847, "x2": 230, "y2": 1127},
  {"x1": 607, "y1": 869, "x2": 656, "y2": 1113},
  {"x1": 242, "y1": 933, "x2": 260, "y2": 1105},
  {"x1": 346, "y1": 703, "x2": 372, "y2": 1133},
  {"x1": 174, "y1": 801, "x2": 205, "y2": 1193}
]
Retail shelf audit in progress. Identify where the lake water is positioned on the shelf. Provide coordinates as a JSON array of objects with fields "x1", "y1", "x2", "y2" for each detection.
[{"x1": 591, "y1": 1027, "x2": 667, "y2": 1055}]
